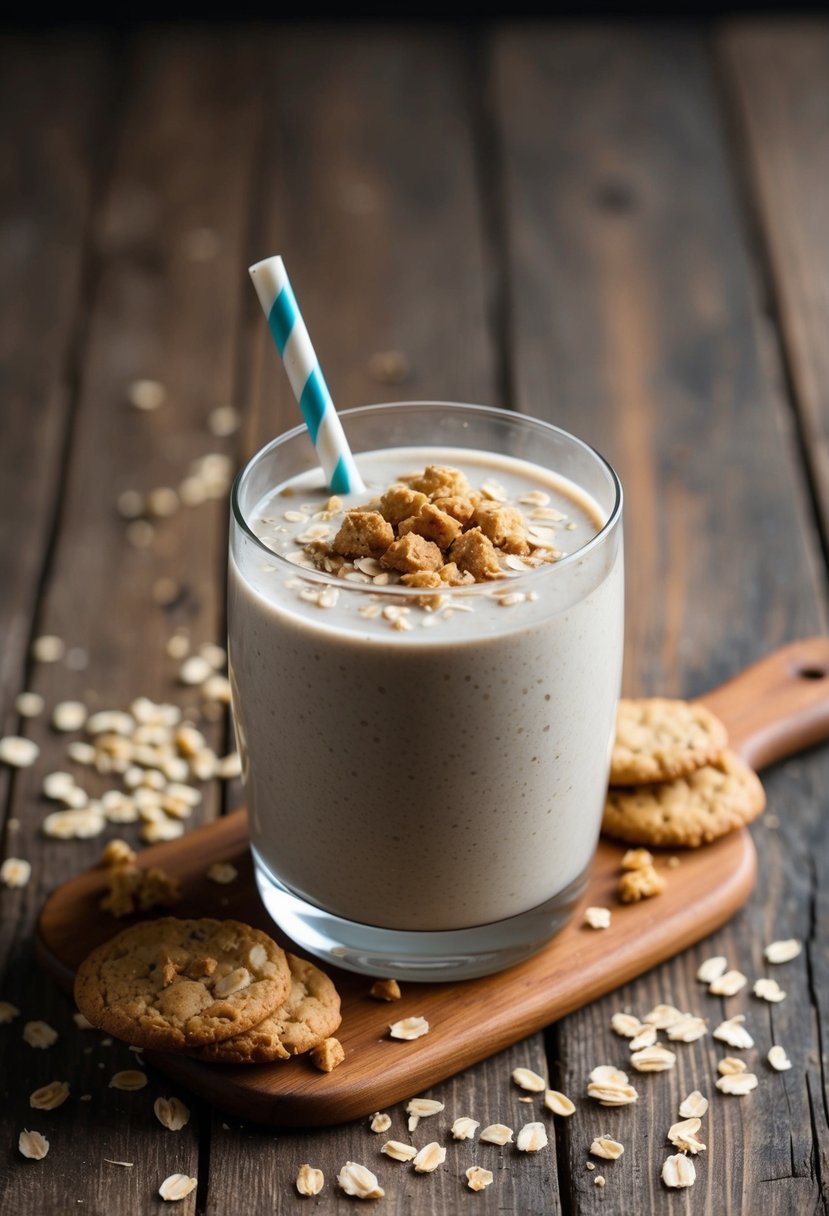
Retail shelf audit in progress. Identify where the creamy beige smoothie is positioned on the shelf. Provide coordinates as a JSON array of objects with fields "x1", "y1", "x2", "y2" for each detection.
[{"x1": 230, "y1": 439, "x2": 623, "y2": 942}]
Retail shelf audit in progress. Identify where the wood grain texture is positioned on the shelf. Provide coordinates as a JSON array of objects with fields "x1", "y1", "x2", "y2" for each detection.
[
  {"x1": 717, "y1": 23, "x2": 829, "y2": 1207},
  {"x1": 491, "y1": 24, "x2": 829, "y2": 1215},
  {"x1": 0, "y1": 31, "x2": 263, "y2": 1216},
  {"x1": 35, "y1": 637, "x2": 829, "y2": 1133},
  {"x1": 719, "y1": 23, "x2": 829, "y2": 553},
  {"x1": 3, "y1": 19, "x2": 829, "y2": 1216},
  {"x1": 35, "y1": 811, "x2": 755, "y2": 1124}
]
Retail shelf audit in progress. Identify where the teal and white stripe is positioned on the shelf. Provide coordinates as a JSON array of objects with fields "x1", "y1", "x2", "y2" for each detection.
[{"x1": 249, "y1": 256, "x2": 365, "y2": 495}]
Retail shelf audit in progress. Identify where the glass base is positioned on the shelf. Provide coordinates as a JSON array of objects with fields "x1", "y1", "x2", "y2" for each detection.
[{"x1": 252, "y1": 846, "x2": 589, "y2": 982}]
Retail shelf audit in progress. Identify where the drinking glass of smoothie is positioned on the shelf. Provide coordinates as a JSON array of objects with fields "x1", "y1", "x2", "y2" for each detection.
[{"x1": 229, "y1": 401, "x2": 623, "y2": 980}]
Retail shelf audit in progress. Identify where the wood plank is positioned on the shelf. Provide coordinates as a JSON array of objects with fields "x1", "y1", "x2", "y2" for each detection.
[
  {"x1": 205, "y1": 26, "x2": 556, "y2": 1215},
  {"x1": 0, "y1": 30, "x2": 263, "y2": 1216},
  {"x1": 717, "y1": 21, "x2": 829, "y2": 1204},
  {"x1": 492, "y1": 23, "x2": 829, "y2": 1214},
  {"x1": 719, "y1": 23, "x2": 829, "y2": 552},
  {"x1": 36, "y1": 810, "x2": 757, "y2": 1123},
  {"x1": 0, "y1": 32, "x2": 110, "y2": 788}
]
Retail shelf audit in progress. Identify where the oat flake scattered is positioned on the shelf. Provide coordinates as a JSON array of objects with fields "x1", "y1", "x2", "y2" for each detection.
[
  {"x1": 590, "y1": 1137, "x2": 624, "y2": 1160},
  {"x1": 154, "y1": 1097, "x2": 190, "y2": 1130},
  {"x1": 696, "y1": 955, "x2": 728, "y2": 984},
  {"x1": 295, "y1": 1164, "x2": 324, "y2": 1196},
  {"x1": 206, "y1": 862, "x2": 238, "y2": 885},
  {"x1": 15, "y1": 692, "x2": 44, "y2": 718},
  {"x1": 768, "y1": 1045, "x2": 792, "y2": 1072},
  {"x1": 0, "y1": 736, "x2": 39, "y2": 768},
  {"x1": 451, "y1": 1116, "x2": 480, "y2": 1139},
  {"x1": 413, "y1": 1142, "x2": 446, "y2": 1173},
  {"x1": 109, "y1": 1070, "x2": 148, "y2": 1091},
  {"x1": 158, "y1": 1174, "x2": 197, "y2": 1201},
  {"x1": 754, "y1": 977, "x2": 786, "y2": 1003},
  {"x1": 480, "y1": 1123, "x2": 514, "y2": 1145},
  {"x1": 381, "y1": 1140, "x2": 417, "y2": 1162},
  {"x1": 389, "y1": 1016, "x2": 429, "y2": 1040},
  {"x1": 369, "y1": 1111, "x2": 391, "y2": 1133},
  {"x1": 30, "y1": 1081, "x2": 70, "y2": 1110},
  {"x1": 1, "y1": 858, "x2": 32, "y2": 888},
  {"x1": 629, "y1": 1024, "x2": 658, "y2": 1051},
  {"x1": 643, "y1": 1004, "x2": 683, "y2": 1028},
  {"x1": 713, "y1": 1015, "x2": 754, "y2": 1050},
  {"x1": 611, "y1": 1012, "x2": 643, "y2": 1038},
  {"x1": 662, "y1": 1153, "x2": 696, "y2": 1188},
  {"x1": 337, "y1": 1162, "x2": 384, "y2": 1199},
  {"x1": 709, "y1": 969, "x2": 747, "y2": 997},
  {"x1": 51, "y1": 701, "x2": 87, "y2": 732},
  {"x1": 23, "y1": 1021, "x2": 58, "y2": 1049},
  {"x1": 630, "y1": 1044, "x2": 676, "y2": 1072},
  {"x1": 0, "y1": 1000, "x2": 21, "y2": 1023},
  {"x1": 718, "y1": 1056, "x2": 747, "y2": 1075},
  {"x1": 31, "y1": 635, "x2": 65, "y2": 663},
  {"x1": 516, "y1": 1122, "x2": 548, "y2": 1153},
  {"x1": 584, "y1": 906, "x2": 612, "y2": 929},
  {"x1": 764, "y1": 938, "x2": 802, "y2": 964},
  {"x1": 716, "y1": 1072, "x2": 758, "y2": 1096},
  {"x1": 512, "y1": 1066, "x2": 546, "y2": 1093},
  {"x1": 128, "y1": 379, "x2": 166, "y2": 411},
  {"x1": 19, "y1": 1129, "x2": 49, "y2": 1160},
  {"x1": 667, "y1": 1118, "x2": 706, "y2": 1154},
  {"x1": 544, "y1": 1090, "x2": 575, "y2": 1117},
  {"x1": 678, "y1": 1091, "x2": 709, "y2": 1119},
  {"x1": 466, "y1": 1165, "x2": 494, "y2": 1191},
  {"x1": 666, "y1": 1014, "x2": 707, "y2": 1043}
]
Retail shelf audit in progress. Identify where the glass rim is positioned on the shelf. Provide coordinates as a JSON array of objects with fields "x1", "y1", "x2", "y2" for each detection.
[{"x1": 230, "y1": 400, "x2": 623, "y2": 597}]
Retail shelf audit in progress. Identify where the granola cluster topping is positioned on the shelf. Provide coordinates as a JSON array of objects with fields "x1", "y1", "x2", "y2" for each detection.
[{"x1": 300, "y1": 465, "x2": 563, "y2": 591}]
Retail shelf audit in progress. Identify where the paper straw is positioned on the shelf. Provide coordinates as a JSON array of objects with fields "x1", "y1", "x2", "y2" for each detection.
[{"x1": 249, "y1": 256, "x2": 365, "y2": 495}]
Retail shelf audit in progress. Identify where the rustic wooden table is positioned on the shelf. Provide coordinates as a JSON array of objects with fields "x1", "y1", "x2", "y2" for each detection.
[{"x1": 1, "y1": 20, "x2": 828, "y2": 1215}]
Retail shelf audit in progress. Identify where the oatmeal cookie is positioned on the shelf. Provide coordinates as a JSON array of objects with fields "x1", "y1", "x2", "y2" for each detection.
[
  {"x1": 74, "y1": 918, "x2": 291, "y2": 1051},
  {"x1": 611, "y1": 698, "x2": 728, "y2": 785},
  {"x1": 190, "y1": 954, "x2": 341, "y2": 1064},
  {"x1": 602, "y1": 751, "x2": 765, "y2": 847}
]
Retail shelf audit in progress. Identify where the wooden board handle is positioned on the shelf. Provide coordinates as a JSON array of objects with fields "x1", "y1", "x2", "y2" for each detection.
[{"x1": 699, "y1": 637, "x2": 829, "y2": 770}]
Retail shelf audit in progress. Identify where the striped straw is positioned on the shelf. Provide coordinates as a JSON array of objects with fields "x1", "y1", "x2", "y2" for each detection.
[{"x1": 249, "y1": 256, "x2": 365, "y2": 495}]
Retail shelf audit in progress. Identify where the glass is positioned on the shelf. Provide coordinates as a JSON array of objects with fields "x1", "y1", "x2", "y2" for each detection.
[{"x1": 229, "y1": 402, "x2": 623, "y2": 980}]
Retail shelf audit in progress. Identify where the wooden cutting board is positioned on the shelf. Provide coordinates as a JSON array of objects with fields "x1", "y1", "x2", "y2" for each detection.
[{"x1": 37, "y1": 638, "x2": 829, "y2": 1126}]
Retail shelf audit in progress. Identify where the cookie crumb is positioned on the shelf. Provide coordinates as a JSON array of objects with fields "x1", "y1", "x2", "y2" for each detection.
[
  {"x1": 618, "y1": 865, "x2": 666, "y2": 903},
  {"x1": 369, "y1": 978, "x2": 401, "y2": 1001},
  {"x1": 584, "y1": 906, "x2": 611, "y2": 929},
  {"x1": 311, "y1": 1037, "x2": 345, "y2": 1072}
]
